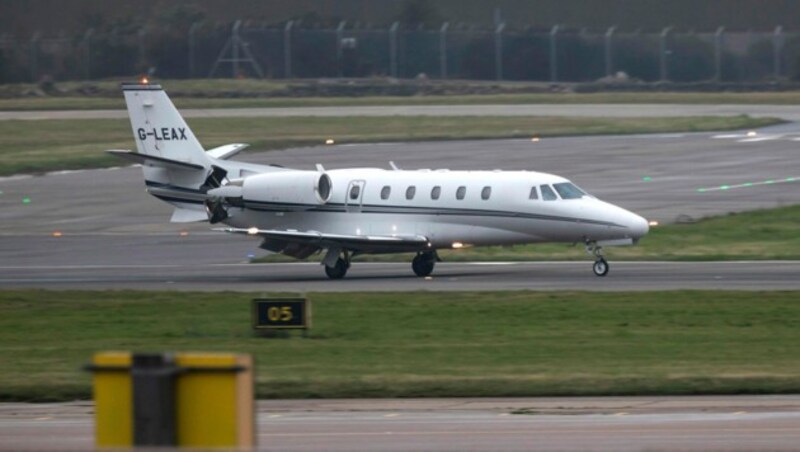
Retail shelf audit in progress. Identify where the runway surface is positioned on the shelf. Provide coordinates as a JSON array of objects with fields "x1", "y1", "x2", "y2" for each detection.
[
  {"x1": 2, "y1": 259, "x2": 800, "y2": 291},
  {"x1": 4, "y1": 103, "x2": 800, "y2": 121},
  {"x1": 3, "y1": 396, "x2": 800, "y2": 451}
]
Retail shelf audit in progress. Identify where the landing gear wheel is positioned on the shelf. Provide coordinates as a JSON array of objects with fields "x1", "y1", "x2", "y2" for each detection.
[
  {"x1": 593, "y1": 258, "x2": 609, "y2": 277},
  {"x1": 325, "y1": 257, "x2": 349, "y2": 279},
  {"x1": 412, "y1": 252, "x2": 436, "y2": 277}
]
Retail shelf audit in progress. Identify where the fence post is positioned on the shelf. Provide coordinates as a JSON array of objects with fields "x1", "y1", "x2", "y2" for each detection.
[
  {"x1": 29, "y1": 32, "x2": 40, "y2": 82},
  {"x1": 439, "y1": 22, "x2": 449, "y2": 79},
  {"x1": 773, "y1": 25, "x2": 783, "y2": 80},
  {"x1": 137, "y1": 27, "x2": 148, "y2": 74},
  {"x1": 549, "y1": 25, "x2": 559, "y2": 82},
  {"x1": 188, "y1": 22, "x2": 200, "y2": 78},
  {"x1": 284, "y1": 20, "x2": 293, "y2": 78},
  {"x1": 336, "y1": 21, "x2": 346, "y2": 77},
  {"x1": 494, "y1": 23, "x2": 505, "y2": 81},
  {"x1": 714, "y1": 26, "x2": 724, "y2": 82},
  {"x1": 604, "y1": 26, "x2": 615, "y2": 77},
  {"x1": 659, "y1": 26, "x2": 672, "y2": 82},
  {"x1": 232, "y1": 20, "x2": 241, "y2": 77},
  {"x1": 389, "y1": 21, "x2": 399, "y2": 78},
  {"x1": 83, "y1": 28, "x2": 94, "y2": 80}
]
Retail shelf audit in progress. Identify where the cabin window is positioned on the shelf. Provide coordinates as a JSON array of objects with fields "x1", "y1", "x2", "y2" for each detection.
[
  {"x1": 431, "y1": 186, "x2": 441, "y2": 200},
  {"x1": 540, "y1": 184, "x2": 558, "y2": 201},
  {"x1": 349, "y1": 185, "x2": 361, "y2": 200},
  {"x1": 406, "y1": 186, "x2": 416, "y2": 200},
  {"x1": 481, "y1": 186, "x2": 492, "y2": 200},
  {"x1": 529, "y1": 186, "x2": 539, "y2": 200},
  {"x1": 381, "y1": 185, "x2": 391, "y2": 200},
  {"x1": 553, "y1": 182, "x2": 586, "y2": 200},
  {"x1": 456, "y1": 186, "x2": 466, "y2": 200}
]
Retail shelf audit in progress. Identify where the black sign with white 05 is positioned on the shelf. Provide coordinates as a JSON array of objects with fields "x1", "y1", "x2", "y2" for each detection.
[{"x1": 252, "y1": 298, "x2": 310, "y2": 330}]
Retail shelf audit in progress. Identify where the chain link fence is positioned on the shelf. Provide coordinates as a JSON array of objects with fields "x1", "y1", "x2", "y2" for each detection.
[{"x1": 2, "y1": 22, "x2": 800, "y2": 84}]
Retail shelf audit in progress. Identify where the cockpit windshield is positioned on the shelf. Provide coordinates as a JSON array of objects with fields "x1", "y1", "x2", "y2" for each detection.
[{"x1": 552, "y1": 182, "x2": 587, "y2": 200}]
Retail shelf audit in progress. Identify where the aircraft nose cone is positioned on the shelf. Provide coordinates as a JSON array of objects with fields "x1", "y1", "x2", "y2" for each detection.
[{"x1": 628, "y1": 213, "x2": 650, "y2": 239}]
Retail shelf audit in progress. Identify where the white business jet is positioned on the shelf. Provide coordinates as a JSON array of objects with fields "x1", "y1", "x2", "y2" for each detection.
[{"x1": 110, "y1": 82, "x2": 649, "y2": 279}]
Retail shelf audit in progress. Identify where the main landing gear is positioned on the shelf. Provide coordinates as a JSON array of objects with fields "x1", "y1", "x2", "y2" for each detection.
[
  {"x1": 324, "y1": 250, "x2": 439, "y2": 279},
  {"x1": 585, "y1": 241, "x2": 609, "y2": 277},
  {"x1": 412, "y1": 251, "x2": 437, "y2": 277},
  {"x1": 324, "y1": 251, "x2": 351, "y2": 279}
]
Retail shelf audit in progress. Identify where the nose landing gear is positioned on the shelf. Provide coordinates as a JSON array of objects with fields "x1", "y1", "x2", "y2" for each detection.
[
  {"x1": 585, "y1": 241, "x2": 610, "y2": 277},
  {"x1": 592, "y1": 257, "x2": 609, "y2": 277}
]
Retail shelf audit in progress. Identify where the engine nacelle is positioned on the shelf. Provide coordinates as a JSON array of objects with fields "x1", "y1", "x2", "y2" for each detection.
[{"x1": 242, "y1": 171, "x2": 332, "y2": 208}]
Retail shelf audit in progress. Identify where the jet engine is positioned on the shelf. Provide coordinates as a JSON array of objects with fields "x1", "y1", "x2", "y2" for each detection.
[
  {"x1": 241, "y1": 171, "x2": 332, "y2": 207},
  {"x1": 204, "y1": 170, "x2": 331, "y2": 224}
]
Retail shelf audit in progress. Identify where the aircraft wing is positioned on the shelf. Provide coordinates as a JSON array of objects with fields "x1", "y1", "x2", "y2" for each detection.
[{"x1": 215, "y1": 227, "x2": 431, "y2": 253}]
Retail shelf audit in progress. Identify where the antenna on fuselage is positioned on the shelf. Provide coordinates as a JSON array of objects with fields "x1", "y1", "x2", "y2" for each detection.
[
  {"x1": 389, "y1": 161, "x2": 400, "y2": 171},
  {"x1": 316, "y1": 163, "x2": 325, "y2": 172}
]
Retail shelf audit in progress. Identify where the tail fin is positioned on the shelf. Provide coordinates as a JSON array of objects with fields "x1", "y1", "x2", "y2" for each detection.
[
  {"x1": 122, "y1": 82, "x2": 210, "y2": 167},
  {"x1": 116, "y1": 83, "x2": 215, "y2": 221}
]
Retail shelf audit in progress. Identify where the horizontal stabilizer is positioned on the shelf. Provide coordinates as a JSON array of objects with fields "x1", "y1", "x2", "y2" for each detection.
[
  {"x1": 107, "y1": 149, "x2": 205, "y2": 171},
  {"x1": 206, "y1": 143, "x2": 249, "y2": 160}
]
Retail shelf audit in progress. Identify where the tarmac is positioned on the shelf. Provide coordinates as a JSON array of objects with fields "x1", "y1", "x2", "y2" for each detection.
[{"x1": 3, "y1": 396, "x2": 800, "y2": 451}]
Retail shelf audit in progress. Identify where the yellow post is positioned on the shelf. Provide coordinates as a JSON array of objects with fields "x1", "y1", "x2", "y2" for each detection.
[
  {"x1": 174, "y1": 353, "x2": 255, "y2": 448},
  {"x1": 92, "y1": 352, "x2": 133, "y2": 447},
  {"x1": 90, "y1": 352, "x2": 254, "y2": 448}
]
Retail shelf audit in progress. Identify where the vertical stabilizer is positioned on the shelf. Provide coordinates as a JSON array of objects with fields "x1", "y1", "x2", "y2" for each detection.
[
  {"x1": 122, "y1": 83, "x2": 210, "y2": 168},
  {"x1": 118, "y1": 83, "x2": 214, "y2": 214}
]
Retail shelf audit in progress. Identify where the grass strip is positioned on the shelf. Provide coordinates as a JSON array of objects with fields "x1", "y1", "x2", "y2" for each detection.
[
  {"x1": 7, "y1": 79, "x2": 800, "y2": 110},
  {"x1": 0, "y1": 115, "x2": 779, "y2": 176},
  {"x1": 1, "y1": 290, "x2": 799, "y2": 402}
]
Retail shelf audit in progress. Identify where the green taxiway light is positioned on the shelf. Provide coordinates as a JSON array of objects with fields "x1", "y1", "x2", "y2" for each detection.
[
  {"x1": 642, "y1": 176, "x2": 653, "y2": 182},
  {"x1": 22, "y1": 197, "x2": 31, "y2": 204},
  {"x1": 720, "y1": 185, "x2": 730, "y2": 190}
]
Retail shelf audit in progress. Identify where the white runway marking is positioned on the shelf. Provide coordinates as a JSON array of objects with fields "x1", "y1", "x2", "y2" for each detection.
[{"x1": 739, "y1": 135, "x2": 782, "y2": 142}]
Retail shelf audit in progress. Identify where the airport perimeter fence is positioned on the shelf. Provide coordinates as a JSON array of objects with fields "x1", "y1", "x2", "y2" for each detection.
[{"x1": 2, "y1": 21, "x2": 800, "y2": 85}]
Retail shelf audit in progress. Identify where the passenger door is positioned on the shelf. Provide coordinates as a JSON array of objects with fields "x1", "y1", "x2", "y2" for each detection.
[{"x1": 345, "y1": 180, "x2": 365, "y2": 213}]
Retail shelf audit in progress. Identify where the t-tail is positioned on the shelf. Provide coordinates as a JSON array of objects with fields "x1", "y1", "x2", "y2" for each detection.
[{"x1": 108, "y1": 82, "x2": 238, "y2": 223}]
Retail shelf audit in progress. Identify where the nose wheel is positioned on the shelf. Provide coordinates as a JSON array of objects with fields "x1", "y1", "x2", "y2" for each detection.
[
  {"x1": 592, "y1": 258, "x2": 609, "y2": 277},
  {"x1": 585, "y1": 241, "x2": 610, "y2": 277}
]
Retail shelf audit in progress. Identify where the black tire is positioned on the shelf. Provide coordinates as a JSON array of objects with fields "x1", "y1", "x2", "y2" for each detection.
[
  {"x1": 325, "y1": 258, "x2": 349, "y2": 279},
  {"x1": 593, "y1": 258, "x2": 609, "y2": 277},
  {"x1": 412, "y1": 253, "x2": 435, "y2": 277}
]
